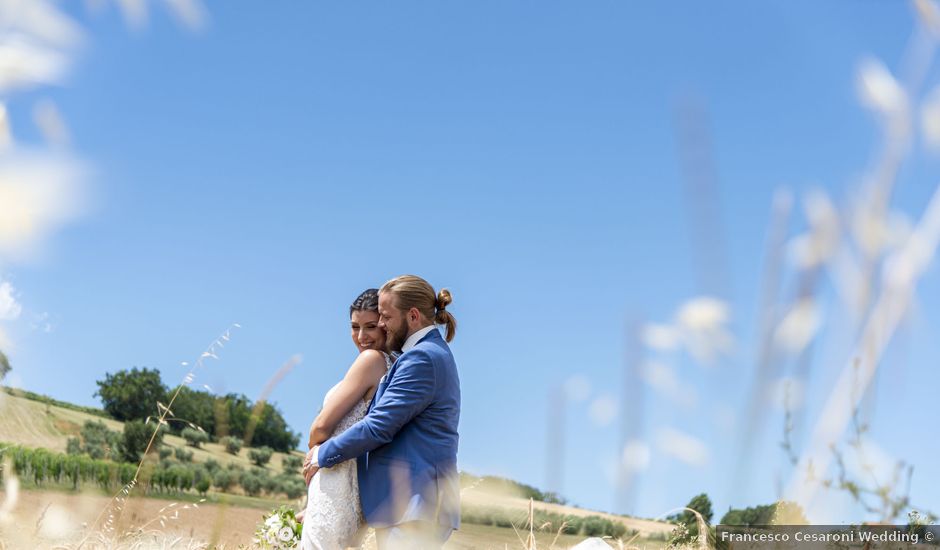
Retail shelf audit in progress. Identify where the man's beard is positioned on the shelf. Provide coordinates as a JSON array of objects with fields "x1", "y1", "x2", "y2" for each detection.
[{"x1": 385, "y1": 322, "x2": 409, "y2": 353}]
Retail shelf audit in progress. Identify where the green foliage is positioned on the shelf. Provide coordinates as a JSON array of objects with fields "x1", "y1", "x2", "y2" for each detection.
[
  {"x1": 0, "y1": 350, "x2": 10, "y2": 381},
  {"x1": 169, "y1": 387, "x2": 217, "y2": 436},
  {"x1": 95, "y1": 367, "x2": 167, "y2": 422},
  {"x1": 212, "y1": 468, "x2": 236, "y2": 492},
  {"x1": 1, "y1": 387, "x2": 110, "y2": 418},
  {"x1": 282, "y1": 454, "x2": 303, "y2": 473},
  {"x1": 121, "y1": 420, "x2": 162, "y2": 463},
  {"x1": 158, "y1": 446, "x2": 172, "y2": 460},
  {"x1": 239, "y1": 471, "x2": 264, "y2": 496},
  {"x1": 459, "y1": 472, "x2": 568, "y2": 505},
  {"x1": 204, "y1": 458, "x2": 221, "y2": 474},
  {"x1": 720, "y1": 500, "x2": 807, "y2": 527},
  {"x1": 668, "y1": 493, "x2": 714, "y2": 546},
  {"x1": 78, "y1": 420, "x2": 122, "y2": 460},
  {"x1": 0, "y1": 443, "x2": 135, "y2": 491},
  {"x1": 460, "y1": 505, "x2": 628, "y2": 538},
  {"x1": 221, "y1": 436, "x2": 242, "y2": 455},
  {"x1": 195, "y1": 477, "x2": 211, "y2": 496},
  {"x1": 181, "y1": 427, "x2": 209, "y2": 448},
  {"x1": 248, "y1": 446, "x2": 273, "y2": 467},
  {"x1": 66, "y1": 437, "x2": 82, "y2": 455},
  {"x1": 174, "y1": 447, "x2": 193, "y2": 462}
]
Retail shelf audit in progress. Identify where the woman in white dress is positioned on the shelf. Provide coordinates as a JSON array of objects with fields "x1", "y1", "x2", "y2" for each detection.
[{"x1": 298, "y1": 289, "x2": 393, "y2": 550}]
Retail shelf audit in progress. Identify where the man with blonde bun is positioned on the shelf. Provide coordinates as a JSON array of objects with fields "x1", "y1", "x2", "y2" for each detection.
[{"x1": 306, "y1": 275, "x2": 460, "y2": 549}]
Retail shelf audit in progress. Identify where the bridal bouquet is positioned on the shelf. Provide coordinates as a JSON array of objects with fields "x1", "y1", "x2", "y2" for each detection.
[{"x1": 253, "y1": 505, "x2": 303, "y2": 549}]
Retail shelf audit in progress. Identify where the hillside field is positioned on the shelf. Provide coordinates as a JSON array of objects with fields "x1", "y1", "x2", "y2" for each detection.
[{"x1": 0, "y1": 389, "x2": 673, "y2": 548}]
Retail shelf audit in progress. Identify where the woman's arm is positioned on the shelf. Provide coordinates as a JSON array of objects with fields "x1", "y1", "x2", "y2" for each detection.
[{"x1": 307, "y1": 349, "x2": 387, "y2": 448}]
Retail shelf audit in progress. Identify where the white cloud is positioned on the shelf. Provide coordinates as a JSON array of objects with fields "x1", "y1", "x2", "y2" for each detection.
[
  {"x1": 0, "y1": 280, "x2": 21, "y2": 320},
  {"x1": 655, "y1": 427, "x2": 709, "y2": 467}
]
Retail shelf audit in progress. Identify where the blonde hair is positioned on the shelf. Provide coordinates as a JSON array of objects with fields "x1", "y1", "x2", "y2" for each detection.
[{"x1": 380, "y1": 275, "x2": 457, "y2": 342}]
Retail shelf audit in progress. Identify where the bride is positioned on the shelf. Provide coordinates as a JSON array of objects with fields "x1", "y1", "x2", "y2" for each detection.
[{"x1": 298, "y1": 288, "x2": 393, "y2": 550}]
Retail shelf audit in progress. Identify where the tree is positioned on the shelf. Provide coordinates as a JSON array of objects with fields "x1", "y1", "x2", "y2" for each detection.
[
  {"x1": 247, "y1": 446, "x2": 273, "y2": 467},
  {"x1": 282, "y1": 454, "x2": 303, "y2": 473},
  {"x1": 181, "y1": 427, "x2": 209, "y2": 448},
  {"x1": 221, "y1": 436, "x2": 242, "y2": 455},
  {"x1": 170, "y1": 387, "x2": 216, "y2": 436},
  {"x1": 95, "y1": 367, "x2": 167, "y2": 421},
  {"x1": 121, "y1": 419, "x2": 162, "y2": 463},
  {"x1": 669, "y1": 493, "x2": 714, "y2": 546},
  {"x1": 0, "y1": 350, "x2": 10, "y2": 381}
]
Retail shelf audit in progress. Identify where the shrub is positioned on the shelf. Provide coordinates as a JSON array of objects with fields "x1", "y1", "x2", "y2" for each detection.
[
  {"x1": 239, "y1": 472, "x2": 264, "y2": 496},
  {"x1": 80, "y1": 420, "x2": 121, "y2": 460},
  {"x1": 196, "y1": 477, "x2": 211, "y2": 496},
  {"x1": 121, "y1": 420, "x2": 161, "y2": 463},
  {"x1": 282, "y1": 454, "x2": 303, "y2": 473},
  {"x1": 204, "y1": 458, "x2": 221, "y2": 474},
  {"x1": 66, "y1": 437, "x2": 82, "y2": 455},
  {"x1": 174, "y1": 447, "x2": 193, "y2": 462},
  {"x1": 247, "y1": 446, "x2": 273, "y2": 467},
  {"x1": 212, "y1": 469, "x2": 236, "y2": 492},
  {"x1": 275, "y1": 474, "x2": 306, "y2": 499},
  {"x1": 221, "y1": 436, "x2": 242, "y2": 455},
  {"x1": 158, "y1": 446, "x2": 172, "y2": 460},
  {"x1": 181, "y1": 427, "x2": 209, "y2": 448}
]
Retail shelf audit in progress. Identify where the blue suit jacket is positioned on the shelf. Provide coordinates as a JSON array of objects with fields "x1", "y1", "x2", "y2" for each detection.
[{"x1": 317, "y1": 328, "x2": 461, "y2": 529}]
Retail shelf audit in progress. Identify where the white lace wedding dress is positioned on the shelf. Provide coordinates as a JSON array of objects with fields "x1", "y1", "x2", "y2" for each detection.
[{"x1": 301, "y1": 353, "x2": 392, "y2": 550}]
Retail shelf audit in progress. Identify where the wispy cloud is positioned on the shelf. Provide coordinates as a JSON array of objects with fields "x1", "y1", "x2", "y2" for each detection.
[{"x1": 0, "y1": 280, "x2": 21, "y2": 320}]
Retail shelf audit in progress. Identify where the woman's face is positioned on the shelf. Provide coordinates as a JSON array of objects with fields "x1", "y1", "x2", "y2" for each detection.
[{"x1": 351, "y1": 310, "x2": 386, "y2": 353}]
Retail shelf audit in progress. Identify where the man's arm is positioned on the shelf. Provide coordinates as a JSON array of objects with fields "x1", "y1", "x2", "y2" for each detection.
[{"x1": 316, "y1": 350, "x2": 436, "y2": 468}]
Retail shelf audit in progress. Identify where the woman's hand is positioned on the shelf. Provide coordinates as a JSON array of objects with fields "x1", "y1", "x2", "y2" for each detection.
[{"x1": 295, "y1": 509, "x2": 305, "y2": 524}]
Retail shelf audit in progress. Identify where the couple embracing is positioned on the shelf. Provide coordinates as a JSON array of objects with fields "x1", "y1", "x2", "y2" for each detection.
[{"x1": 298, "y1": 275, "x2": 461, "y2": 550}]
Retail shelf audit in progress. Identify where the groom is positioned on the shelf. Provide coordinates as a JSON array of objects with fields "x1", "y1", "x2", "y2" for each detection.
[{"x1": 305, "y1": 275, "x2": 461, "y2": 550}]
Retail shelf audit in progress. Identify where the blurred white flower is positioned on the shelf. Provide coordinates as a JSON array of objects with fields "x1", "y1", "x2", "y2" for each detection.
[
  {"x1": 115, "y1": 0, "x2": 147, "y2": 29},
  {"x1": 166, "y1": 0, "x2": 208, "y2": 31},
  {"x1": 0, "y1": 458, "x2": 18, "y2": 525},
  {"x1": 914, "y1": 0, "x2": 940, "y2": 36},
  {"x1": 0, "y1": 36, "x2": 70, "y2": 93},
  {"x1": 33, "y1": 99, "x2": 70, "y2": 146},
  {"x1": 921, "y1": 86, "x2": 940, "y2": 151},
  {"x1": 640, "y1": 361, "x2": 696, "y2": 408},
  {"x1": 0, "y1": 150, "x2": 88, "y2": 261},
  {"x1": 655, "y1": 427, "x2": 709, "y2": 467},
  {"x1": 564, "y1": 374, "x2": 591, "y2": 403},
  {"x1": 857, "y1": 57, "x2": 909, "y2": 136},
  {"x1": 0, "y1": 280, "x2": 21, "y2": 320},
  {"x1": 588, "y1": 394, "x2": 617, "y2": 426},
  {"x1": 773, "y1": 298, "x2": 822, "y2": 354},
  {"x1": 770, "y1": 377, "x2": 805, "y2": 411},
  {"x1": 0, "y1": 0, "x2": 84, "y2": 48},
  {"x1": 621, "y1": 439, "x2": 651, "y2": 473},
  {"x1": 676, "y1": 296, "x2": 734, "y2": 365},
  {"x1": 642, "y1": 323, "x2": 680, "y2": 351},
  {"x1": 0, "y1": 103, "x2": 10, "y2": 151},
  {"x1": 37, "y1": 504, "x2": 74, "y2": 539}
]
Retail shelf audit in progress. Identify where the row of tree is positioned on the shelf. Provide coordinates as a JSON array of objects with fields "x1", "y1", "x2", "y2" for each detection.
[
  {"x1": 0, "y1": 442, "x2": 307, "y2": 499},
  {"x1": 95, "y1": 367, "x2": 299, "y2": 452}
]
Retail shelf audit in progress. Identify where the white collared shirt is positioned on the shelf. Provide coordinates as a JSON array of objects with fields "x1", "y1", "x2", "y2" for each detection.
[{"x1": 402, "y1": 325, "x2": 438, "y2": 352}]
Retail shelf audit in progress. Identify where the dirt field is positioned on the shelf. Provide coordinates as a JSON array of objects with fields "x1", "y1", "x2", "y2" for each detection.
[{"x1": 2, "y1": 489, "x2": 633, "y2": 549}]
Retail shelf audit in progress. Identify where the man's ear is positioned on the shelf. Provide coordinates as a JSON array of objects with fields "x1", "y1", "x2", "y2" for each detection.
[{"x1": 409, "y1": 307, "x2": 420, "y2": 324}]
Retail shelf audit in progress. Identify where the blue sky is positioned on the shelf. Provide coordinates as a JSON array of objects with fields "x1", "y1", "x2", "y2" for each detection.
[{"x1": 2, "y1": 0, "x2": 939, "y2": 523}]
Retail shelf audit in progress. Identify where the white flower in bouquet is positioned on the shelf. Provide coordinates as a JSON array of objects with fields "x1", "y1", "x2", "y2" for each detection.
[{"x1": 254, "y1": 505, "x2": 302, "y2": 549}]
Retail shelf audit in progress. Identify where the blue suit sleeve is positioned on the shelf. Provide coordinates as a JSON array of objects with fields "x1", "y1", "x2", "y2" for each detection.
[{"x1": 317, "y1": 350, "x2": 435, "y2": 468}]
